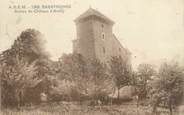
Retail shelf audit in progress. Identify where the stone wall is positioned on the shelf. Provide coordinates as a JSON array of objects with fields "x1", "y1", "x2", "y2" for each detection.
[
  {"x1": 75, "y1": 18, "x2": 96, "y2": 60},
  {"x1": 73, "y1": 13, "x2": 130, "y2": 63}
]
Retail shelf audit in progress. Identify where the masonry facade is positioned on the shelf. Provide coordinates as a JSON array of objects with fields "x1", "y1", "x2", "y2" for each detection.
[{"x1": 73, "y1": 8, "x2": 131, "y2": 63}]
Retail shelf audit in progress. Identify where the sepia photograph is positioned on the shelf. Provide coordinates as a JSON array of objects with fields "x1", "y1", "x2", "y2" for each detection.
[{"x1": 0, "y1": 0, "x2": 184, "y2": 115}]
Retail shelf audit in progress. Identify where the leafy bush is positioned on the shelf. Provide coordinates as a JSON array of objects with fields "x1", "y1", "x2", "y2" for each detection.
[{"x1": 150, "y1": 62, "x2": 184, "y2": 115}]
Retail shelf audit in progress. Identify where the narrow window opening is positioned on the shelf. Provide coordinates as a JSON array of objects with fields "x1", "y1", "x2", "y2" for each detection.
[
  {"x1": 103, "y1": 47, "x2": 105, "y2": 54},
  {"x1": 119, "y1": 48, "x2": 121, "y2": 51},
  {"x1": 101, "y1": 24, "x2": 104, "y2": 28},
  {"x1": 102, "y1": 33, "x2": 105, "y2": 39}
]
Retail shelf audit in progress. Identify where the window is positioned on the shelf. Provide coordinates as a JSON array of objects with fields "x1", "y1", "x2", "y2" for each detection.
[
  {"x1": 102, "y1": 32, "x2": 105, "y2": 39},
  {"x1": 101, "y1": 24, "x2": 104, "y2": 28},
  {"x1": 101, "y1": 32, "x2": 105, "y2": 39},
  {"x1": 101, "y1": 24, "x2": 105, "y2": 39},
  {"x1": 119, "y1": 48, "x2": 121, "y2": 51},
  {"x1": 102, "y1": 47, "x2": 105, "y2": 54}
]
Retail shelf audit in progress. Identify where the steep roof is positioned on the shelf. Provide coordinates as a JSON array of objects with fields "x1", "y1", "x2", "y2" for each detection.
[{"x1": 74, "y1": 8, "x2": 114, "y2": 24}]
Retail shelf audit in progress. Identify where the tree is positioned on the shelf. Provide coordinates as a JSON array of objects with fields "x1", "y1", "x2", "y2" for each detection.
[
  {"x1": 88, "y1": 59, "x2": 114, "y2": 103},
  {"x1": 1, "y1": 57, "x2": 41, "y2": 107},
  {"x1": 1, "y1": 29, "x2": 50, "y2": 80},
  {"x1": 58, "y1": 54, "x2": 114, "y2": 103},
  {"x1": 57, "y1": 53, "x2": 88, "y2": 101},
  {"x1": 150, "y1": 62, "x2": 184, "y2": 115},
  {"x1": 59, "y1": 53, "x2": 87, "y2": 82},
  {"x1": 109, "y1": 56, "x2": 131, "y2": 100},
  {"x1": 136, "y1": 64, "x2": 156, "y2": 100},
  {"x1": 2, "y1": 29, "x2": 48, "y2": 64},
  {"x1": 0, "y1": 29, "x2": 50, "y2": 107}
]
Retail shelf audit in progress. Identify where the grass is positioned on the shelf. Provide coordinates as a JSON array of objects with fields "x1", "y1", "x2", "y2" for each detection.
[{"x1": 0, "y1": 102, "x2": 180, "y2": 115}]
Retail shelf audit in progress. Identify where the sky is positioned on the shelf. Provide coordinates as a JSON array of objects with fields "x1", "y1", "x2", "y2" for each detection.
[{"x1": 0, "y1": 0, "x2": 184, "y2": 69}]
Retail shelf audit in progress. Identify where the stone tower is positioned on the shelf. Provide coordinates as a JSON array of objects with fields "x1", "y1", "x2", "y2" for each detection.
[{"x1": 73, "y1": 8, "x2": 130, "y2": 63}]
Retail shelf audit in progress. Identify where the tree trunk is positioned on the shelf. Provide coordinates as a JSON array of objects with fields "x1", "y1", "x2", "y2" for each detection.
[
  {"x1": 18, "y1": 90, "x2": 23, "y2": 107},
  {"x1": 152, "y1": 98, "x2": 160, "y2": 115},
  {"x1": 117, "y1": 87, "x2": 120, "y2": 101},
  {"x1": 169, "y1": 100, "x2": 173, "y2": 115},
  {"x1": 152, "y1": 104, "x2": 157, "y2": 114}
]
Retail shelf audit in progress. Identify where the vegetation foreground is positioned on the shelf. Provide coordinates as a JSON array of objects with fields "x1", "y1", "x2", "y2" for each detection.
[{"x1": 1, "y1": 102, "x2": 179, "y2": 115}]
